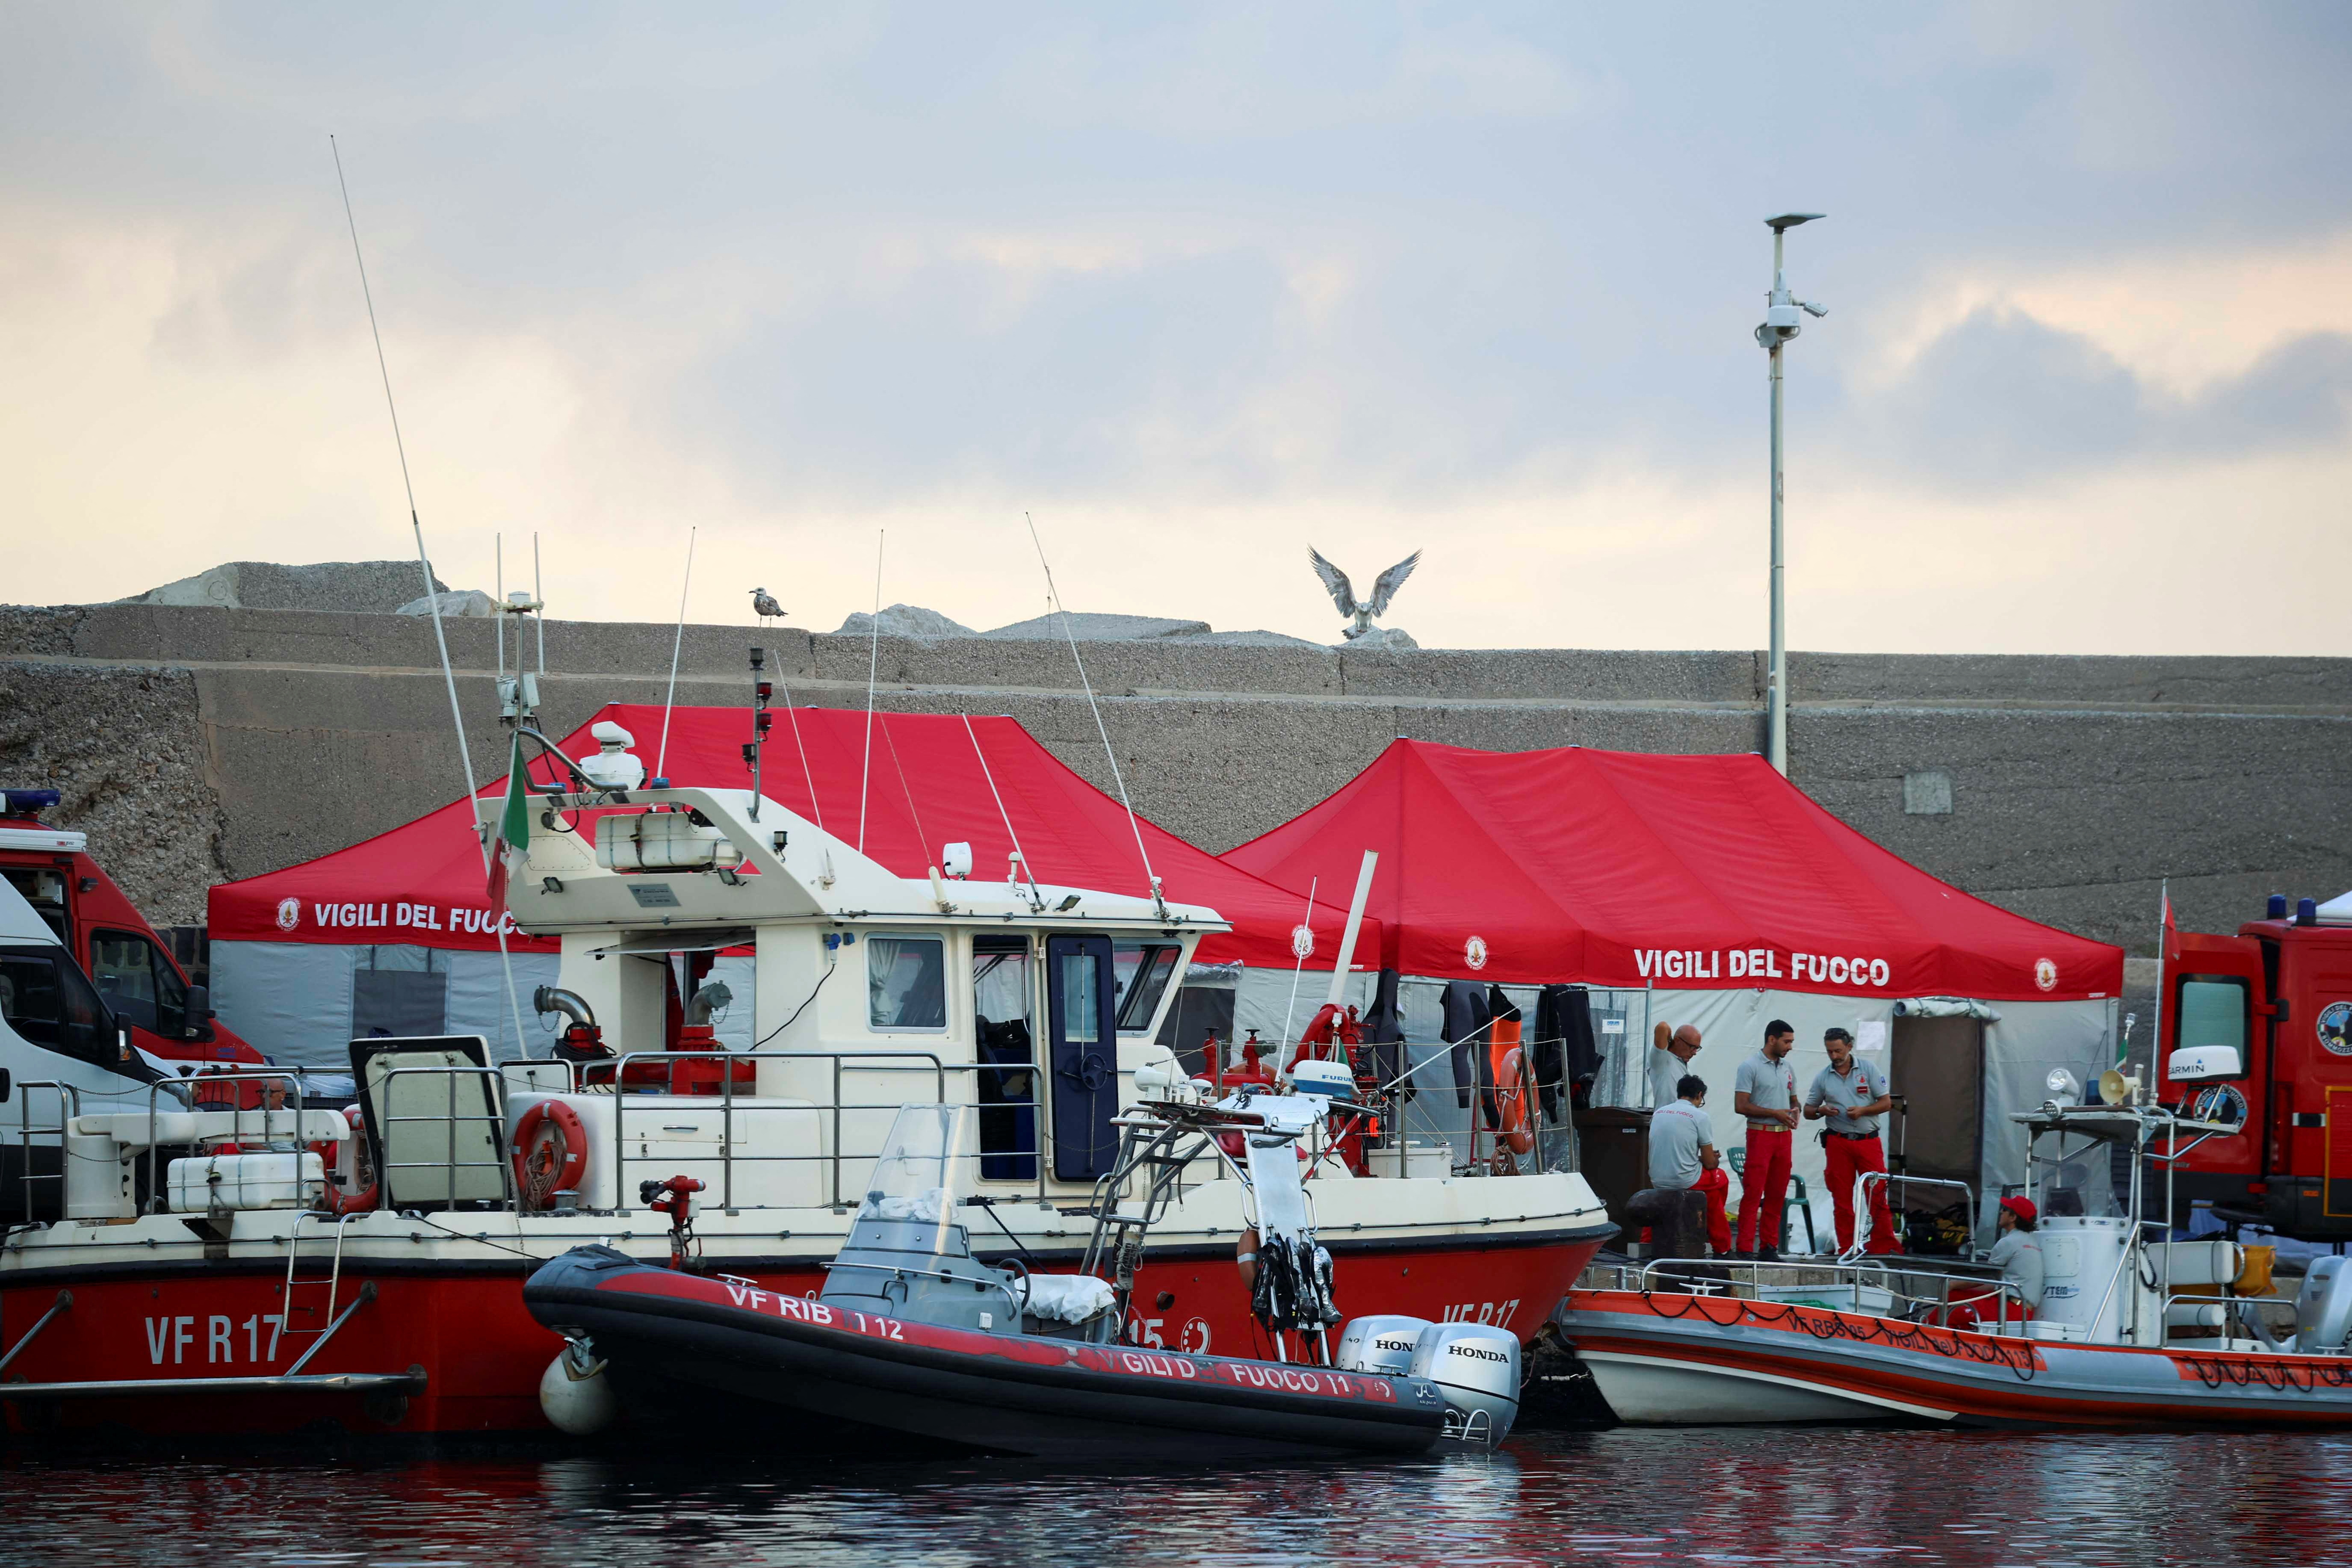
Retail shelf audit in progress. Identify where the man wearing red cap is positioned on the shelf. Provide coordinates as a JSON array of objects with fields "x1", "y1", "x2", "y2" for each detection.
[{"x1": 1988, "y1": 1196, "x2": 2045, "y2": 1320}]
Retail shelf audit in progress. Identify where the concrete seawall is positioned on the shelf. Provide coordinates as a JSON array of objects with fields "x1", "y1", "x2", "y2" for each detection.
[{"x1": 3, "y1": 603, "x2": 2346, "y2": 969}]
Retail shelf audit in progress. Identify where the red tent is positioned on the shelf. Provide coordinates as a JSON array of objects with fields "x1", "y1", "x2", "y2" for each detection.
[
  {"x1": 1220, "y1": 739, "x2": 2121, "y2": 1002},
  {"x1": 210, "y1": 704, "x2": 1371, "y2": 971}
]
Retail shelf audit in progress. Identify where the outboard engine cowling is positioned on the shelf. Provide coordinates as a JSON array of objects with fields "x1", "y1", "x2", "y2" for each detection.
[
  {"x1": 2298, "y1": 1255, "x2": 2352, "y2": 1353},
  {"x1": 1335, "y1": 1314, "x2": 1433, "y2": 1376},
  {"x1": 1410, "y1": 1321, "x2": 1521, "y2": 1444}
]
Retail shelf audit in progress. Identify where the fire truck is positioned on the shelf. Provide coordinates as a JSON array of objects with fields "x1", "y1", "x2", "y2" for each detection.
[
  {"x1": 2157, "y1": 889, "x2": 2352, "y2": 1238},
  {"x1": 0, "y1": 788, "x2": 264, "y2": 1081}
]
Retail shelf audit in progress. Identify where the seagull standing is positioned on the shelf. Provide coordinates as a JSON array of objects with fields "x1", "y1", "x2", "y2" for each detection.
[
  {"x1": 750, "y1": 586, "x2": 785, "y2": 626},
  {"x1": 1308, "y1": 547, "x2": 1420, "y2": 639}
]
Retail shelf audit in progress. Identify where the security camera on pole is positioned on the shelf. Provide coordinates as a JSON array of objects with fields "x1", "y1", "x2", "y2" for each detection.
[{"x1": 1756, "y1": 213, "x2": 1826, "y2": 776}]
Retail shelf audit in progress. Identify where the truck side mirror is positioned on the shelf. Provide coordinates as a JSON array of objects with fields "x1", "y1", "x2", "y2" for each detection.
[{"x1": 184, "y1": 984, "x2": 215, "y2": 1039}]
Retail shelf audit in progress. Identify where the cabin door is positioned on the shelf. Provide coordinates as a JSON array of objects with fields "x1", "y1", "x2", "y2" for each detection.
[{"x1": 1045, "y1": 935, "x2": 1118, "y2": 1182}]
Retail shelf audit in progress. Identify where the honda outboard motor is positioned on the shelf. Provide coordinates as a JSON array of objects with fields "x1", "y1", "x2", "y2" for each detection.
[
  {"x1": 1334, "y1": 1314, "x2": 1433, "y2": 1376},
  {"x1": 2298, "y1": 1256, "x2": 2352, "y2": 1354},
  {"x1": 1410, "y1": 1321, "x2": 1521, "y2": 1444}
]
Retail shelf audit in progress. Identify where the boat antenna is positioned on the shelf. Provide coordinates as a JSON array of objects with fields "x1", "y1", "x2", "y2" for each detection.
[
  {"x1": 495, "y1": 534, "x2": 505, "y2": 693},
  {"x1": 656, "y1": 526, "x2": 697, "y2": 781},
  {"x1": 880, "y1": 713, "x2": 928, "y2": 857},
  {"x1": 963, "y1": 713, "x2": 1044, "y2": 912},
  {"x1": 1278, "y1": 877, "x2": 1320, "y2": 1049},
  {"x1": 857, "y1": 529, "x2": 884, "y2": 853},
  {"x1": 532, "y1": 531, "x2": 546, "y2": 676},
  {"x1": 1025, "y1": 512, "x2": 1165, "y2": 918},
  {"x1": 331, "y1": 134, "x2": 529, "y2": 1058}
]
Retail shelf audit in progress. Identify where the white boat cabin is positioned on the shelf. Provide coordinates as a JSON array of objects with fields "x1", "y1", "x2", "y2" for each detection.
[{"x1": 472, "y1": 781, "x2": 1228, "y2": 1212}]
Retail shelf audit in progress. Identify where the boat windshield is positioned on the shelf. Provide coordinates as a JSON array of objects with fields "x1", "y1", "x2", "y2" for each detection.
[{"x1": 856, "y1": 1103, "x2": 970, "y2": 1252}]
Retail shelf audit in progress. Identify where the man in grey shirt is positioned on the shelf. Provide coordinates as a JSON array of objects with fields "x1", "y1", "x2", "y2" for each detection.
[
  {"x1": 1648, "y1": 1074, "x2": 1729, "y2": 1255},
  {"x1": 1804, "y1": 1027, "x2": 1896, "y2": 1255},
  {"x1": 1732, "y1": 1021, "x2": 1800, "y2": 1259},
  {"x1": 1648, "y1": 1022, "x2": 1703, "y2": 1110}
]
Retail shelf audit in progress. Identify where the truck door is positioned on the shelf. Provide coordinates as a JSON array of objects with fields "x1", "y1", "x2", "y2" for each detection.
[
  {"x1": 1044, "y1": 935, "x2": 1118, "y2": 1183},
  {"x1": 2275, "y1": 936, "x2": 2352, "y2": 1223},
  {"x1": 2157, "y1": 933, "x2": 2267, "y2": 1196}
]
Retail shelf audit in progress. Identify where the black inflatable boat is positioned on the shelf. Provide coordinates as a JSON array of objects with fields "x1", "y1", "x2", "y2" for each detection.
[{"x1": 524, "y1": 1243, "x2": 1449, "y2": 1460}]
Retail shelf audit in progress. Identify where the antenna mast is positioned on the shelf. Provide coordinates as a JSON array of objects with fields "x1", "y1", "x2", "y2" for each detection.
[
  {"x1": 332, "y1": 135, "x2": 529, "y2": 1057},
  {"x1": 656, "y1": 526, "x2": 697, "y2": 781},
  {"x1": 1025, "y1": 513, "x2": 1165, "y2": 917}
]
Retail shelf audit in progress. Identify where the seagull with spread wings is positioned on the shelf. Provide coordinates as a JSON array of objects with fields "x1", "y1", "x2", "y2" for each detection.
[{"x1": 1308, "y1": 546, "x2": 1421, "y2": 639}]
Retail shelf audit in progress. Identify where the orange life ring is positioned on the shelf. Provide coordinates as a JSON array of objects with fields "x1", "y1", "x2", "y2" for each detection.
[
  {"x1": 1494, "y1": 1046, "x2": 1534, "y2": 1157},
  {"x1": 512, "y1": 1099, "x2": 591, "y2": 1211}
]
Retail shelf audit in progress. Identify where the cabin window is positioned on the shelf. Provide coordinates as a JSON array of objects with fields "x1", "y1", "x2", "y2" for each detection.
[
  {"x1": 1112, "y1": 943, "x2": 1180, "y2": 1034},
  {"x1": 868, "y1": 936, "x2": 948, "y2": 1031},
  {"x1": 2176, "y1": 977, "x2": 2249, "y2": 1064},
  {"x1": 0, "y1": 945, "x2": 118, "y2": 1066},
  {"x1": 90, "y1": 929, "x2": 188, "y2": 1037}
]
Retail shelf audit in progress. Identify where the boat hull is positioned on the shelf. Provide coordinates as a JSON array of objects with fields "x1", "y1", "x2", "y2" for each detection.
[
  {"x1": 1557, "y1": 1287, "x2": 2352, "y2": 1429},
  {"x1": 0, "y1": 1225, "x2": 1604, "y2": 1441},
  {"x1": 526, "y1": 1249, "x2": 1448, "y2": 1460}
]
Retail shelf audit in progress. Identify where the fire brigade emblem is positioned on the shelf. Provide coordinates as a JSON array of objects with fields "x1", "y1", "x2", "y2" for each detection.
[
  {"x1": 1290, "y1": 924, "x2": 1315, "y2": 960},
  {"x1": 2189, "y1": 1084, "x2": 2248, "y2": 1127},
  {"x1": 275, "y1": 896, "x2": 301, "y2": 932},
  {"x1": 2033, "y1": 957, "x2": 2057, "y2": 992},
  {"x1": 2319, "y1": 1000, "x2": 2352, "y2": 1057},
  {"x1": 1464, "y1": 935, "x2": 1489, "y2": 971}
]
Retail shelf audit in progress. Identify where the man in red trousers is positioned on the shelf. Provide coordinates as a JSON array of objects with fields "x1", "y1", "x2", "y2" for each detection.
[
  {"x1": 1648, "y1": 1023, "x2": 1729, "y2": 1252},
  {"x1": 1805, "y1": 1026, "x2": 1897, "y2": 1255},
  {"x1": 1733, "y1": 1020, "x2": 1800, "y2": 1260}
]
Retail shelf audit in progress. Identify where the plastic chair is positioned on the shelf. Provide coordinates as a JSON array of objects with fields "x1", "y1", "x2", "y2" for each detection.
[{"x1": 1785, "y1": 1174, "x2": 1817, "y2": 1254}]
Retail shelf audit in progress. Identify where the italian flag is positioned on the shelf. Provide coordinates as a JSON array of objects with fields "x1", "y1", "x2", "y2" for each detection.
[{"x1": 486, "y1": 734, "x2": 531, "y2": 908}]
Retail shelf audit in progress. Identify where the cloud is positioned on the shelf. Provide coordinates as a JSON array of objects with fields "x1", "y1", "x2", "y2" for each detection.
[{"x1": 3, "y1": 3, "x2": 2350, "y2": 655}]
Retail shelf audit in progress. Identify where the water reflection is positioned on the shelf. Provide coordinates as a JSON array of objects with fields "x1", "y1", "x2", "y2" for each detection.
[{"x1": 9, "y1": 1429, "x2": 2352, "y2": 1566}]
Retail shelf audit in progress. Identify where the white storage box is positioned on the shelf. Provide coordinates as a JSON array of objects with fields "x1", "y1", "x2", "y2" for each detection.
[{"x1": 168, "y1": 1152, "x2": 325, "y2": 1213}]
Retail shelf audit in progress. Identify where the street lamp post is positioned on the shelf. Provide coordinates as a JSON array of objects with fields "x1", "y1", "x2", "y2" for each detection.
[{"x1": 1756, "y1": 213, "x2": 1826, "y2": 776}]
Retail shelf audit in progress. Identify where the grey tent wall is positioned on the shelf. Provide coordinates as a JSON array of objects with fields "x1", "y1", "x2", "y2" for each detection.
[{"x1": 212, "y1": 940, "x2": 759, "y2": 1068}]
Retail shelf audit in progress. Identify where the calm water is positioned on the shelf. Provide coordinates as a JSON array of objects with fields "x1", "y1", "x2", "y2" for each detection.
[{"x1": 6, "y1": 1429, "x2": 2347, "y2": 1567}]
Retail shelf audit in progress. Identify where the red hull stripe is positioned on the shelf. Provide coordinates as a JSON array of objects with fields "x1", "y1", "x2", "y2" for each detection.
[
  {"x1": 600, "y1": 1272, "x2": 1400, "y2": 1405},
  {"x1": 1565, "y1": 1290, "x2": 2352, "y2": 1426}
]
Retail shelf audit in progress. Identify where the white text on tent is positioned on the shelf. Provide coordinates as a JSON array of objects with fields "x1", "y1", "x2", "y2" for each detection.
[{"x1": 1634, "y1": 948, "x2": 1892, "y2": 988}]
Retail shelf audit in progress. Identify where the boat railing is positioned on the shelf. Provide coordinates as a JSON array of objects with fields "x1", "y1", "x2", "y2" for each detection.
[
  {"x1": 132, "y1": 1069, "x2": 319, "y2": 1213},
  {"x1": 1612, "y1": 1255, "x2": 2034, "y2": 1336},
  {"x1": 602, "y1": 1048, "x2": 959, "y2": 1211},
  {"x1": 1847, "y1": 1172, "x2": 1977, "y2": 1261},
  {"x1": 9, "y1": 1081, "x2": 79, "y2": 1223},
  {"x1": 378, "y1": 1064, "x2": 520, "y2": 1211},
  {"x1": 1358, "y1": 1052, "x2": 1574, "y2": 1179}
]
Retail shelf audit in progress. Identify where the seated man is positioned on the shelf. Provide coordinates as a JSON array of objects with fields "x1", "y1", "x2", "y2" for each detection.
[{"x1": 1648, "y1": 1075, "x2": 1731, "y2": 1256}]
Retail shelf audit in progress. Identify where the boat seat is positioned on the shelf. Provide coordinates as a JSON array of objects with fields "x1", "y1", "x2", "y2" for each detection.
[{"x1": 2147, "y1": 1240, "x2": 2245, "y2": 1290}]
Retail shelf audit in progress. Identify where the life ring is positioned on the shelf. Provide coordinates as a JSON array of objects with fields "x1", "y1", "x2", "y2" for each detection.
[
  {"x1": 1235, "y1": 1225, "x2": 1261, "y2": 1294},
  {"x1": 1494, "y1": 1047, "x2": 1534, "y2": 1157},
  {"x1": 512, "y1": 1099, "x2": 590, "y2": 1211},
  {"x1": 327, "y1": 1179, "x2": 378, "y2": 1216}
]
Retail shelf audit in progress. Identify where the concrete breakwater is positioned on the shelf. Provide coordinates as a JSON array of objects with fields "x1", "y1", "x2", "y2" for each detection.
[{"x1": 3, "y1": 602, "x2": 2346, "y2": 986}]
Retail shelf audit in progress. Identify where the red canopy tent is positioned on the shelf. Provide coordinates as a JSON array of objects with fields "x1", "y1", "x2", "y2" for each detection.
[
  {"x1": 210, "y1": 704, "x2": 1372, "y2": 971},
  {"x1": 1220, "y1": 739, "x2": 2120, "y2": 1002}
]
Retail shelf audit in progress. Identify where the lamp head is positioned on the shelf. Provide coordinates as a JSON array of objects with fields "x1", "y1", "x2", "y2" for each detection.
[{"x1": 1766, "y1": 212, "x2": 1826, "y2": 233}]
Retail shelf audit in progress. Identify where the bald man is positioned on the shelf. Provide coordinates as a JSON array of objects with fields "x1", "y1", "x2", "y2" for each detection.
[
  {"x1": 1649, "y1": 1023, "x2": 1704, "y2": 1110},
  {"x1": 1648, "y1": 1022, "x2": 1730, "y2": 1254}
]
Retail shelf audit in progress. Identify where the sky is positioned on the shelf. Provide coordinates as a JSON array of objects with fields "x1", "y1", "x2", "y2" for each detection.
[{"x1": 4, "y1": 3, "x2": 2349, "y2": 654}]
